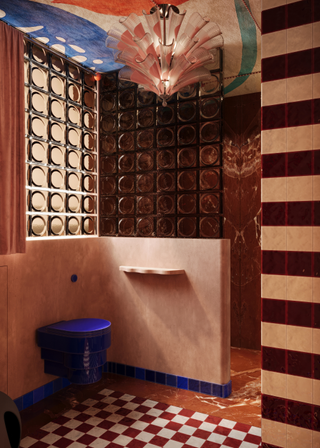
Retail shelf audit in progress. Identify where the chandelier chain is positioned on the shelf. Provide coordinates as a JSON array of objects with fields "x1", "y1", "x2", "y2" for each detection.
[{"x1": 224, "y1": 70, "x2": 261, "y2": 80}]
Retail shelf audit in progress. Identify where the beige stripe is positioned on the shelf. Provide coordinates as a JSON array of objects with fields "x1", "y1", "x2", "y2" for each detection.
[
  {"x1": 262, "y1": 128, "x2": 287, "y2": 155},
  {"x1": 262, "y1": 322, "x2": 286, "y2": 349},
  {"x1": 262, "y1": 177, "x2": 287, "y2": 202},
  {"x1": 261, "y1": 275, "x2": 320, "y2": 303},
  {"x1": 262, "y1": 274, "x2": 286, "y2": 300},
  {"x1": 262, "y1": 79, "x2": 287, "y2": 107},
  {"x1": 262, "y1": 227, "x2": 286, "y2": 251},
  {"x1": 287, "y1": 425, "x2": 312, "y2": 448},
  {"x1": 261, "y1": 30, "x2": 287, "y2": 59},
  {"x1": 262, "y1": 370, "x2": 286, "y2": 398},
  {"x1": 262, "y1": 227, "x2": 313, "y2": 252},
  {"x1": 287, "y1": 24, "x2": 313, "y2": 54},
  {"x1": 261, "y1": 0, "x2": 287, "y2": 12},
  {"x1": 261, "y1": 419, "x2": 286, "y2": 447}
]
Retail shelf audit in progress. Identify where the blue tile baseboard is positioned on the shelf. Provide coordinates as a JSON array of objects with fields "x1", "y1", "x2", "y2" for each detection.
[
  {"x1": 104, "y1": 362, "x2": 232, "y2": 398},
  {"x1": 14, "y1": 377, "x2": 71, "y2": 412}
]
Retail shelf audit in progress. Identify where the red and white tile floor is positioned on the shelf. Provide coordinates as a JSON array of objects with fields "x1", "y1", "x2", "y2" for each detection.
[{"x1": 20, "y1": 389, "x2": 261, "y2": 448}]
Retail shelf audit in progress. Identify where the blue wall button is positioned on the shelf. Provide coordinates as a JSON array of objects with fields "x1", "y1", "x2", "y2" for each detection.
[{"x1": 71, "y1": 274, "x2": 77, "y2": 282}]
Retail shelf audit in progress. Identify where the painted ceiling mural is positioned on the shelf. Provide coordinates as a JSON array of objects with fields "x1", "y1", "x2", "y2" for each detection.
[{"x1": 0, "y1": 0, "x2": 261, "y2": 97}]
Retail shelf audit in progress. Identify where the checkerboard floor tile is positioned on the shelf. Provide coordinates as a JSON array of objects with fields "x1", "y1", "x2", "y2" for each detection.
[{"x1": 20, "y1": 389, "x2": 261, "y2": 448}]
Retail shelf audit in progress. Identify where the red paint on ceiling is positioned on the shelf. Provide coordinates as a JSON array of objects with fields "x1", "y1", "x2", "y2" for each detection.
[{"x1": 51, "y1": 0, "x2": 186, "y2": 16}]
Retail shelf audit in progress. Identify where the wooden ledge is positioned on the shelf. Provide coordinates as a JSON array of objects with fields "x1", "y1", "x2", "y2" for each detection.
[{"x1": 119, "y1": 266, "x2": 185, "y2": 275}]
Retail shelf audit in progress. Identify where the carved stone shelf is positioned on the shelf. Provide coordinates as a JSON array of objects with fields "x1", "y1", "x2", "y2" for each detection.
[{"x1": 119, "y1": 266, "x2": 185, "y2": 275}]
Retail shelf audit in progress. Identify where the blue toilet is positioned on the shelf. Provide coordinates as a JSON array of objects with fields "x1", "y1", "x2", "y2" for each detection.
[{"x1": 37, "y1": 318, "x2": 111, "y2": 385}]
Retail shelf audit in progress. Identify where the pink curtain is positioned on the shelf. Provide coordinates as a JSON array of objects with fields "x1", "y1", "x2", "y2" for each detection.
[{"x1": 0, "y1": 22, "x2": 26, "y2": 254}]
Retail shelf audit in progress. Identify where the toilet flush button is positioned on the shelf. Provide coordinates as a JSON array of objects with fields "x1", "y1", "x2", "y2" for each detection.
[{"x1": 71, "y1": 274, "x2": 77, "y2": 282}]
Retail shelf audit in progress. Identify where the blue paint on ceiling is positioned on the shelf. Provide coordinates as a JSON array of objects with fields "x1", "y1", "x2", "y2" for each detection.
[
  {"x1": 0, "y1": 0, "x2": 121, "y2": 73},
  {"x1": 224, "y1": 0, "x2": 257, "y2": 94}
]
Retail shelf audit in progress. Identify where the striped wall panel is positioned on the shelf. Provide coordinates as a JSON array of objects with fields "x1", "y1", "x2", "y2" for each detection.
[{"x1": 261, "y1": 1, "x2": 320, "y2": 447}]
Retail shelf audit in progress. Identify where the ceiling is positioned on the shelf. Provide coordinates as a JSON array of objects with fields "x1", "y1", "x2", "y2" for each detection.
[{"x1": 0, "y1": 0, "x2": 261, "y2": 97}]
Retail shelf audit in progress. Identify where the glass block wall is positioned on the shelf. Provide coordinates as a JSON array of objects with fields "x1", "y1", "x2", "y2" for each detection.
[
  {"x1": 24, "y1": 41, "x2": 98, "y2": 238},
  {"x1": 100, "y1": 50, "x2": 223, "y2": 238}
]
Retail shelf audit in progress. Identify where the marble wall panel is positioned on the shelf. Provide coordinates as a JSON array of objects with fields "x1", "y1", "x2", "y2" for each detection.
[{"x1": 223, "y1": 93, "x2": 261, "y2": 349}]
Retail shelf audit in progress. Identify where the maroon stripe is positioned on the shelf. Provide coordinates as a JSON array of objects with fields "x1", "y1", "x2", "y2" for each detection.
[
  {"x1": 288, "y1": 350, "x2": 312, "y2": 378},
  {"x1": 287, "y1": 301, "x2": 312, "y2": 328},
  {"x1": 262, "y1": 299, "x2": 286, "y2": 324},
  {"x1": 262, "y1": 299, "x2": 320, "y2": 329},
  {"x1": 262, "y1": 395, "x2": 286, "y2": 423},
  {"x1": 262, "y1": 100, "x2": 320, "y2": 130},
  {"x1": 315, "y1": 354, "x2": 320, "y2": 380},
  {"x1": 262, "y1": 150, "x2": 320, "y2": 178},
  {"x1": 262, "y1": 48, "x2": 319, "y2": 83},
  {"x1": 262, "y1": 347, "x2": 286, "y2": 374},
  {"x1": 261, "y1": 201, "x2": 320, "y2": 226},
  {"x1": 262, "y1": 0, "x2": 314, "y2": 35},
  {"x1": 262, "y1": 251, "x2": 320, "y2": 277}
]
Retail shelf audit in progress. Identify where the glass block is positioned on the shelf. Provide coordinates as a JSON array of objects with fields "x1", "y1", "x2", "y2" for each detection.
[
  {"x1": 32, "y1": 66, "x2": 48, "y2": 90},
  {"x1": 101, "y1": 93, "x2": 116, "y2": 113},
  {"x1": 119, "y1": 89, "x2": 135, "y2": 109},
  {"x1": 31, "y1": 166, "x2": 47, "y2": 187},
  {"x1": 119, "y1": 197, "x2": 135, "y2": 214},
  {"x1": 84, "y1": 90, "x2": 96, "y2": 109},
  {"x1": 68, "y1": 65, "x2": 81, "y2": 82},
  {"x1": 67, "y1": 216, "x2": 81, "y2": 235},
  {"x1": 119, "y1": 132, "x2": 134, "y2": 151},
  {"x1": 137, "y1": 108, "x2": 154, "y2": 128},
  {"x1": 83, "y1": 111, "x2": 96, "y2": 131},
  {"x1": 118, "y1": 154, "x2": 134, "y2": 173},
  {"x1": 157, "y1": 150, "x2": 175, "y2": 169},
  {"x1": 100, "y1": 218, "x2": 117, "y2": 235},
  {"x1": 157, "y1": 105, "x2": 174, "y2": 125},
  {"x1": 101, "y1": 177, "x2": 117, "y2": 195},
  {"x1": 137, "y1": 173, "x2": 153, "y2": 193},
  {"x1": 31, "y1": 191, "x2": 47, "y2": 212},
  {"x1": 51, "y1": 192, "x2": 65, "y2": 212},
  {"x1": 83, "y1": 216, "x2": 95, "y2": 234},
  {"x1": 32, "y1": 46, "x2": 48, "y2": 65},
  {"x1": 157, "y1": 172, "x2": 174, "y2": 191},
  {"x1": 178, "y1": 171, "x2": 197, "y2": 191},
  {"x1": 30, "y1": 215, "x2": 47, "y2": 236},
  {"x1": 137, "y1": 152, "x2": 154, "y2": 171},
  {"x1": 68, "y1": 127, "x2": 81, "y2": 147},
  {"x1": 51, "y1": 55, "x2": 65, "y2": 73},
  {"x1": 24, "y1": 40, "x2": 29, "y2": 57},
  {"x1": 157, "y1": 195, "x2": 174, "y2": 214},
  {"x1": 50, "y1": 145, "x2": 64, "y2": 166},
  {"x1": 83, "y1": 195, "x2": 95, "y2": 215},
  {"x1": 178, "y1": 125, "x2": 196, "y2": 146},
  {"x1": 178, "y1": 217, "x2": 196, "y2": 237},
  {"x1": 83, "y1": 153, "x2": 95, "y2": 172},
  {"x1": 25, "y1": 86, "x2": 30, "y2": 109},
  {"x1": 200, "y1": 217, "x2": 220, "y2": 237},
  {"x1": 24, "y1": 60, "x2": 29, "y2": 84},
  {"x1": 200, "y1": 98, "x2": 220, "y2": 120},
  {"x1": 68, "y1": 105, "x2": 82, "y2": 126},
  {"x1": 119, "y1": 218, "x2": 134, "y2": 236},
  {"x1": 137, "y1": 217, "x2": 153, "y2": 236},
  {"x1": 84, "y1": 73, "x2": 96, "y2": 88},
  {"x1": 31, "y1": 141, "x2": 47, "y2": 163},
  {"x1": 101, "y1": 114, "x2": 116, "y2": 133},
  {"x1": 137, "y1": 130, "x2": 154, "y2": 149},
  {"x1": 50, "y1": 216, "x2": 65, "y2": 236},
  {"x1": 102, "y1": 74, "x2": 117, "y2": 91},
  {"x1": 101, "y1": 134, "x2": 117, "y2": 154},
  {"x1": 157, "y1": 127, "x2": 175, "y2": 147},
  {"x1": 178, "y1": 194, "x2": 197, "y2": 214},
  {"x1": 32, "y1": 116, "x2": 48, "y2": 139},
  {"x1": 177, "y1": 83, "x2": 197, "y2": 100},
  {"x1": 157, "y1": 217, "x2": 174, "y2": 236},
  {"x1": 83, "y1": 174, "x2": 95, "y2": 193},
  {"x1": 67, "y1": 171, "x2": 81, "y2": 191},
  {"x1": 50, "y1": 121, "x2": 65, "y2": 144},
  {"x1": 137, "y1": 196, "x2": 153, "y2": 214},
  {"x1": 67, "y1": 194, "x2": 81, "y2": 213},
  {"x1": 200, "y1": 73, "x2": 221, "y2": 97},
  {"x1": 68, "y1": 82, "x2": 81, "y2": 103},
  {"x1": 200, "y1": 121, "x2": 220, "y2": 143},
  {"x1": 51, "y1": 99, "x2": 65, "y2": 121},
  {"x1": 178, "y1": 147, "x2": 197, "y2": 168},
  {"x1": 118, "y1": 79, "x2": 134, "y2": 89},
  {"x1": 68, "y1": 149, "x2": 82, "y2": 169},
  {"x1": 52, "y1": 75, "x2": 66, "y2": 97},
  {"x1": 178, "y1": 102, "x2": 196, "y2": 122},
  {"x1": 51, "y1": 168, "x2": 66, "y2": 189},
  {"x1": 137, "y1": 89, "x2": 154, "y2": 107},
  {"x1": 200, "y1": 169, "x2": 220, "y2": 190},
  {"x1": 200, "y1": 193, "x2": 220, "y2": 214},
  {"x1": 119, "y1": 175, "x2": 135, "y2": 194},
  {"x1": 100, "y1": 197, "x2": 117, "y2": 215},
  {"x1": 32, "y1": 91, "x2": 48, "y2": 115},
  {"x1": 200, "y1": 145, "x2": 219, "y2": 166},
  {"x1": 119, "y1": 111, "x2": 135, "y2": 130},
  {"x1": 83, "y1": 132, "x2": 96, "y2": 151}
]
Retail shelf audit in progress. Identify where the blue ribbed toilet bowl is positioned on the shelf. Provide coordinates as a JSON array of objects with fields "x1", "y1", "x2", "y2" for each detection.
[{"x1": 37, "y1": 318, "x2": 111, "y2": 385}]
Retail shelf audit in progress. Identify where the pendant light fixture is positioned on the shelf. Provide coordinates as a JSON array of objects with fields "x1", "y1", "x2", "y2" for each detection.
[{"x1": 106, "y1": 3, "x2": 223, "y2": 105}]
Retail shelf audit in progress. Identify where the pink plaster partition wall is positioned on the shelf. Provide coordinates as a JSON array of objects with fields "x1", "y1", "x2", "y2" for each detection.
[
  {"x1": 0, "y1": 238, "x2": 113, "y2": 400},
  {"x1": 0, "y1": 266, "x2": 8, "y2": 394},
  {"x1": 100, "y1": 237, "x2": 231, "y2": 385}
]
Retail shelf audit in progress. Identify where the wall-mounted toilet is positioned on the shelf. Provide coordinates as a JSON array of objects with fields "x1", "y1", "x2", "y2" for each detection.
[{"x1": 37, "y1": 318, "x2": 111, "y2": 385}]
